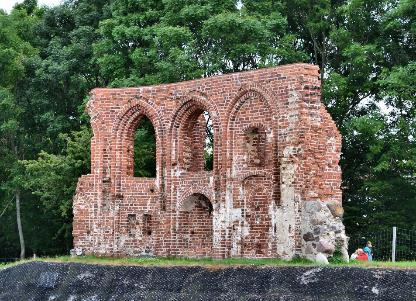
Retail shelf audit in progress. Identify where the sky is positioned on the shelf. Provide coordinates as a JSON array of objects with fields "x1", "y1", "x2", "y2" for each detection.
[{"x1": 0, "y1": 0, "x2": 62, "y2": 13}]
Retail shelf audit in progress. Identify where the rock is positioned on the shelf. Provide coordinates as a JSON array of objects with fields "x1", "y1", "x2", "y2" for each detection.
[
  {"x1": 327, "y1": 201, "x2": 344, "y2": 218},
  {"x1": 305, "y1": 244, "x2": 314, "y2": 254},
  {"x1": 315, "y1": 253, "x2": 329, "y2": 265},
  {"x1": 303, "y1": 232, "x2": 315, "y2": 242},
  {"x1": 314, "y1": 226, "x2": 326, "y2": 235},
  {"x1": 341, "y1": 250, "x2": 350, "y2": 263},
  {"x1": 311, "y1": 218, "x2": 322, "y2": 226},
  {"x1": 316, "y1": 240, "x2": 335, "y2": 254},
  {"x1": 304, "y1": 201, "x2": 322, "y2": 214},
  {"x1": 75, "y1": 247, "x2": 83, "y2": 256}
]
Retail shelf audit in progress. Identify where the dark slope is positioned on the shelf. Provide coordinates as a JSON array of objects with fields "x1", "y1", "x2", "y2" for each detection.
[{"x1": 0, "y1": 262, "x2": 415, "y2": 300}]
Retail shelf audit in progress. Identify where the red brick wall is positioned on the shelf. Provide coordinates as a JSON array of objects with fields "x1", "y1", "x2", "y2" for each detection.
[{"x1": 73, "y1": 63, "x2": 344, "y2": 259}]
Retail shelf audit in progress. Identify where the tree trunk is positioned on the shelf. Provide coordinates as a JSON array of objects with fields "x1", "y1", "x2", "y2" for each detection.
[{"x1": 16, "y1": 190, "x2": 25, "y2": 259}]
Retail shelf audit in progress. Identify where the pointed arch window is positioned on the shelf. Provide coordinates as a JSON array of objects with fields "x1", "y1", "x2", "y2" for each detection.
[{"x1": 133, "y1": 116, "x2": 156, "y2": 177}]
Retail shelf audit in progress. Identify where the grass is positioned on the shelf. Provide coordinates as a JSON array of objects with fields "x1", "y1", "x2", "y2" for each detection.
[
  {"x1": 347, "y1": 260, "x2": 416, "y2": 269},
  {"x1": 43, "y1": 255, "x2": 315, "y2": 268},
  {"x1": 0, "y1": 259, "x2": 34, "y2": 269},
  {"x1": 2, "y1": 256, "x2": 416, "y2": 270}
]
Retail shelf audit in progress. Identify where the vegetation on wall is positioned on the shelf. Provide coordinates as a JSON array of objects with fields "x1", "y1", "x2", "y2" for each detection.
[{"x1": 0, "y1": 0, "x2": 414, "y2": 258}]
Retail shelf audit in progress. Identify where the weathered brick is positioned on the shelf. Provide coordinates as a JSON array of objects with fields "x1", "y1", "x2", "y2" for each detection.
[{"x1": 73, "y1": 63, "x2": 347, "y2": 260}]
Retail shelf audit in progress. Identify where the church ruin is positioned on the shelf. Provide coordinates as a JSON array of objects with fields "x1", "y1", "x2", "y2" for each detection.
[{"x1": 73, "y1": 63, "x2": 348, "y2": 260}]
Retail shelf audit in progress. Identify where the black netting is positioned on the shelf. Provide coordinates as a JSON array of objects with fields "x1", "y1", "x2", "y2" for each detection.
[{"x1": 1, "y1": 262, "x2": 416, "y2": 300}]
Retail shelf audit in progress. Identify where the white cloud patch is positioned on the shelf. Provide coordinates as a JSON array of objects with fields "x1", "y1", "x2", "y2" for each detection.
[{"x1": 0, "y1": 0, "x2": 62, "y2": 13}]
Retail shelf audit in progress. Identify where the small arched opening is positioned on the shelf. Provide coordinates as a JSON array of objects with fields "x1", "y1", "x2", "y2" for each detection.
[
  {"x1": 133, "y1": 116, "x2": 156, "y2": 177},
  {"x1": 203, "y1": 111, "x2": 213, "y2": 171},
  {"x1": 176, "y1": 105, "x2": 214, "y2": 172},
  {"x1": 172, "y1": 99, "x2": 217, "y2": 172}
]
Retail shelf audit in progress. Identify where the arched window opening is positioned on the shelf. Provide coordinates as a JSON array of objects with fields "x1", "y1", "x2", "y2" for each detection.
[
  {"x1": 134, "y1": 116, "x2": 156, "y2": 177},
  {"x1": 244, "y1": 127, "x2": 265, "y2": 167},
  {"x1": 180, "y1": 109, "x2": 214, "y2": 172},
  {"x1": 204, "y1": 111, "x2": 213, "y2": 171}
]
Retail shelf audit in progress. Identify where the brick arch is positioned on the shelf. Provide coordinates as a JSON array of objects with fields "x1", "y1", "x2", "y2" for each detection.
[
  {"x1": 225, "y1": 87, "x2": 281, "y2": 205},
  {"x1": 226, "y1": 85, "x2": 277, "y2": 118},
  {"x1": 237, "y1": 170, "x2": 273, "y2": 183},
  {"x1": 169, "y1": 92, "x2": 222, "y2": 173},
  {"x1": 177, "y1": 185, "x2": 214, "y2": 211},
  {"x1": 179, "y1": 193, "x2": 213, "y2": 212},
  {"x1": 170, "y1": 91, "x2": 219, "y2": 130},
  {"x1": 175, "y1": 190, "x2": 214, "y2": 257},
  {"x1": 111, "y1": 97, "x2": 165, "y2": 193},
  {"x1": 225, "y1": 87, "x2": 277, "y2": 166},
  {"x1": 241, "y1": 122, "x2": 269, "y2": 135}
]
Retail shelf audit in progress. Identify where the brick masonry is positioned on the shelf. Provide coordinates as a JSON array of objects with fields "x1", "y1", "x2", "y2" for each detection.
[{"x1": 73, "y1": 63, "x2": 348, "y2": 260}]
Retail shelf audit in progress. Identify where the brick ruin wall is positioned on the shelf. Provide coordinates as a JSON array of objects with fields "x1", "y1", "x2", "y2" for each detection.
[{"x1": 73, "y1": 63, "x2": 348, "y2": 261}]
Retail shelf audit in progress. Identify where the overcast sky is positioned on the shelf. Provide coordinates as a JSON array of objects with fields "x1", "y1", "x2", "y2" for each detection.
[{"x1": 0, "y1": 0, "x2": 62, "y2": 13}]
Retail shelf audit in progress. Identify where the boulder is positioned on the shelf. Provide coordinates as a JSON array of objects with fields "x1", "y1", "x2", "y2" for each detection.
[
  {"x1": 303, "y1": 232, "x2": 315, "y2": 242},
  {"x1": 316, "y1": 240, "x2": 335, "y2": 254},
  {"x1": 326, "y1": 201, "x2": 344, "y2": 218},
  {"x1": 315, "y1": 252, "x2": 329, "y2": 265},
  {"x1": 304, "y1": 201, "x2": 322, "y2": 214}
]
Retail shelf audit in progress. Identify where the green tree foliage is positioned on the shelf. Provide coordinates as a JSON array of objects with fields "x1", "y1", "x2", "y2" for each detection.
[
  {"x1": 0, "y1": 2, "x2": 43, "y2": 258},
  {"x1": 134, "y1": 117, "x2": 156, "y2": 178},
  {"x1": 282, "y1": 0, "x2": 416, "y2": 240},
  {"x1": 0, "y1": 0, "x2": 415, "y2": 258}
]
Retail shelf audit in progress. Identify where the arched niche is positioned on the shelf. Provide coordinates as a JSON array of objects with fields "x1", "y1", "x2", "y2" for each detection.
[
  {"x1": 226, "y1": 88, "x2": 281, "y2": 205},
  {"x1": 170, "y1": 95, "x2": 220, "y2": 173},
  {"x1": 177, "y1": 193, "x2": 213, "y2": 257}
]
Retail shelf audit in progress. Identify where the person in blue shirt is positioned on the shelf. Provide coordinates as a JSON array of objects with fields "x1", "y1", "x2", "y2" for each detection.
[{"x1": 363, "y1": 241, "x2": 373, "y2": 261}]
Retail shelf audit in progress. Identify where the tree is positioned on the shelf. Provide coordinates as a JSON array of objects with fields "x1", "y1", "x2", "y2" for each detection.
[
  {"x1": 22, "y1": 126, "x2": 92, "y2": 251},
  {"x1": 0, "y1": 4, "x2": 41, "y2": 259},
  {"x1": 0, "y1": 0, "x2": 415, "y2": 258}
]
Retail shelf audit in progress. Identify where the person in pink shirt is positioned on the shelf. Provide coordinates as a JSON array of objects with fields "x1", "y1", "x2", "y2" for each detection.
[{"x1": 356, "y1": 248, "x2": 369, "y2": 261}]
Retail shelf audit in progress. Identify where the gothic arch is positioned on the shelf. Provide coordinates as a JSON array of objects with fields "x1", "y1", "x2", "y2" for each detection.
[
  {"x1": 226, "y1": 85, "x2": 277, "y2": 120},
  {"x1": 169, "y1": 92, "x2": 222, "y2": 172},
  {"x1": 225, "y1": 87, "x2": 277, "y2": 165},
  {"x1": 177, "y1": 186, "x2": 215, "y2": 211},
  {"x1": 225, "y1": 86, "x2": 281, "y2": 205},
  {"x1": 111, "y1": 97, "x2": 165, "y2": 193},
  {"x1": 237, "y1": 170, "x2": 273, "y2": 183}
]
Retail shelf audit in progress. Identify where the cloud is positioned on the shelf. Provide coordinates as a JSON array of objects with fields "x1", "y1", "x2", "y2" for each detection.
[{"x1": 0, "y1": 0, "x2": 62, "y2": 13}]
